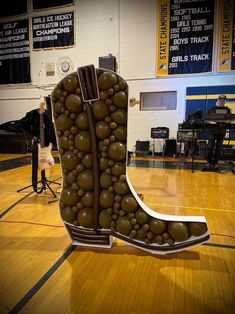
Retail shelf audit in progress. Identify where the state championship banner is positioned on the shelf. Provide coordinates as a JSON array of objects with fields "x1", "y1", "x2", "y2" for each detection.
[
  {"x1": 156, "y1": 0, "x2": 215, "y2": 76},
  {"x1": 218, "y1": 0, "x2": 235, "y2": 72},
  {"x1": 32, "y1": 12, "x2": 74, "y2": 49},
  {"x1": 0, "y1": 19, "x2": 30, "y2": 84}
]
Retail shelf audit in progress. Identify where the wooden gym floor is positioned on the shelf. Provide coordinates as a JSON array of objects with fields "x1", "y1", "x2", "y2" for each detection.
[{"x1": 0, "y1": 153, "x2": 234, "y2": 314}]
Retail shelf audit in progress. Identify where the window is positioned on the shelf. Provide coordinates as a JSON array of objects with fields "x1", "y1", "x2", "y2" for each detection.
[{"x1": 140, "y1": 91, "x2": 177, "y2": 111}]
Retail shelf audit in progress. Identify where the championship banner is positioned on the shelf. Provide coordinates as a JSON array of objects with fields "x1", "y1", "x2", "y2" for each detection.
[
  {"x1": 32, "y1": 12, "x2": 74, "y2": 49},
  {"x1": 218, "y1": 0, "x2": 235, "y2": 72},
  {"x1": 33, "y1": 0, "x2": 73, "y2": 10},
  {"x1": 156, "y1": 0, "x2": 215, "y2": 76},
  {"x1": 0, "y1": 0, "x2": 27, "y2": 18},
  {"x1": 0, "y1": 19, "x2": 30, "y2": 84}
]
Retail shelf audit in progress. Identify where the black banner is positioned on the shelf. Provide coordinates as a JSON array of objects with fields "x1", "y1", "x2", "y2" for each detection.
[
  {"x1": 0, "y1": 0, "x2": 27, "y2": 18},
  {"x1": 0, "y1": 19, "x2": 30, "y2": 84},
  {"x1": 218, "y1": 0, "x2": 235, "y2": 72},
  {"x1": 33, "y1": 0, "x2": 73, "y2": 10},
  {"x1": 157, "y1": 0, "x2": 215, "y2": 76},
  {"x1": 232, "y1": 3, "x2": 235, "y2": 70},
  {"x1": 32, "y1": 12, "x2": 74, "y2": 49}
]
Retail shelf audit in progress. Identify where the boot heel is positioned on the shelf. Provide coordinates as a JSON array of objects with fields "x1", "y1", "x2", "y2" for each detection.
[{"x1": 65, "y1": 222, "x2": 113, "y2": 248}]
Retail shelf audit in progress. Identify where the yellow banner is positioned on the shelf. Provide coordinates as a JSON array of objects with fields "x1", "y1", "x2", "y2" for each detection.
[
  {"x1": 218, "y1": 0, "x2": 234, "y2": 71},
  {"x1": 156, "y1": 0, "x2": 170, "y2": 76}
]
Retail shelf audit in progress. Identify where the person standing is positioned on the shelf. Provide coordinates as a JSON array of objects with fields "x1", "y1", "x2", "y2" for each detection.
[{"x1": 204, "y1": 95, "x2": 231, "y2": 169}]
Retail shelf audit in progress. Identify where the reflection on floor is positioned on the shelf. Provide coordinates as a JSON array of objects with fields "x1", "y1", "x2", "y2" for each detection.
[
  {"x1": 1, "y1": 154, "x2": 232, "y2": 173},
  {"x1": 128, "y1": 157, "x2": 205, "y2": 170},
  {"x1": 0, "y1": 155, "x2": 60, "y2": 172}
]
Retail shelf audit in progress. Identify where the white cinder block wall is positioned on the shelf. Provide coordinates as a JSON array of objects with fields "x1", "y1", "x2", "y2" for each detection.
[{"x1": 0, "y1": 0, "x2": 234, "y2": 151}]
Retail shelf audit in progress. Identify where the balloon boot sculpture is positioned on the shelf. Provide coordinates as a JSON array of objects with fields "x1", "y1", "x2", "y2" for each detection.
[{"x1": 51, "y1": 65, "x2": 210, "y2": 254}]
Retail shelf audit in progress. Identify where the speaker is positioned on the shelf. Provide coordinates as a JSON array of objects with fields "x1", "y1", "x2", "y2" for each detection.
[
  {"x1": 165, "y1": 139, "x2": 177, "y2": 156},
  {"x1": 135, "y1": 140, "x2": 150, "y2": 156},
  {"x1": 99, "y1": 55, "x2": 116, "y2": 72},
  {"x1": 177, "y1": 130, "x2": 193, "y2": 142}
]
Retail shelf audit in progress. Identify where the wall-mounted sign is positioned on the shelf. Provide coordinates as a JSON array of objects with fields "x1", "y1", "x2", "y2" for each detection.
[
  {"x1": 217, "y1": 0, "x2": 235, "y2": 72},
  {"x1": 32, "y1": 12, "x2": 74, "y2": 49},
  {"x1": 56, "y1": 56, "x2": 74, "y2": 76},
  {"x1": 0, "y1": 19, "x2": 30, "y2": 84},
  {"x1": 156, "y1": 0, "x2": 215, "y2": 76}
]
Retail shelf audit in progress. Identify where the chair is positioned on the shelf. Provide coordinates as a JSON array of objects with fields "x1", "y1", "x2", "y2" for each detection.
[{"x1": 135, "y1": 140, "x2": 150, "y2": 157}]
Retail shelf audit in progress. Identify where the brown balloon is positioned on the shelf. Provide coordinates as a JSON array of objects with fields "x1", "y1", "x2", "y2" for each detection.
[
  {"x1": 77, "y1": 169, "x2": 94, "y2": 191},
  {"x1": 63, "y1": 75, "x2": 78, "y2": 93},
  {"x1": 98, "y1": 71, "x2": 118, "y2": 90},
  {"x1": 189, "y1": 222, "x2": 208, "y2": 236},
  {"x1": 99, "y1": 209, "x2": 112, "y2": 228},
  {"x1": 77, "y1": 207, "x2": 93, "y2": 228},
  {"x1": 60, "y1": 206, "x2": 76, "y2": 223},
  {"x1": 116, "y1": 216, "x2": 132, "y2": 236},
  {"x1": 65, "y1": 94, "x2": 82, "y2": 113},
  {"x1": 168, "y1": 222, "x2": 189, "y2": 242}
]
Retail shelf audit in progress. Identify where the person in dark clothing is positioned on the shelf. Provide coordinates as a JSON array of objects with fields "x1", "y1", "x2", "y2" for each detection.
[{"x1": 205, "y1": 95, "x2": 231, "y2": 168}]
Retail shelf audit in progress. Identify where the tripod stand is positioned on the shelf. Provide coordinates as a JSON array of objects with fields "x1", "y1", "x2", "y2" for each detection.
[
  {"x1": 218, "y1": 161, "x2": 235, "y2": 174},
  {"x1": 17, "y1": 169, "x2": 61, "y2": 197},
  {"x1": 17, "y1": 136, "x2": 61, "y2": 198},
  {"x1": 218, "y1": 137, "x2": 235, "y2": 174}
]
